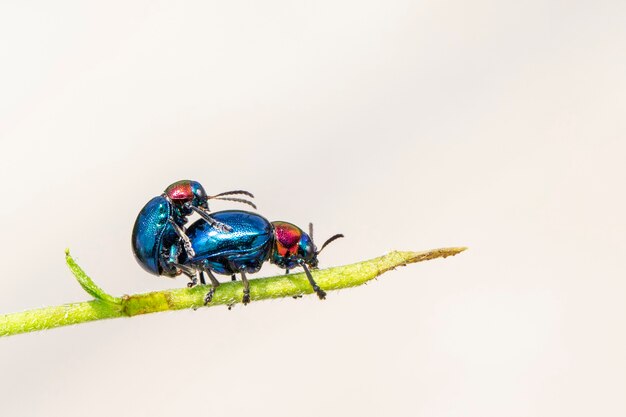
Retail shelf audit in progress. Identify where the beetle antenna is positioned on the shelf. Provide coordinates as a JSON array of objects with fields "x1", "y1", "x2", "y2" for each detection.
[
  {"x1": 211, "y1": 197, "x2": 257, "y2": 209},
  {"x1": 210, "y1": 190, "x2": 255, "y2": 198},
  {"x1": 309, "y1": 223, "x2": 314, "y2": 241},
  {"x1": 316, "y1": 234, "x2": 344, "y2": 254}
]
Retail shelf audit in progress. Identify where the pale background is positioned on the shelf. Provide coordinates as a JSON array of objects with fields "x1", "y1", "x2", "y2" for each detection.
[{"x1": 0, "y1": 1, "x2": 624, "y2": 416}]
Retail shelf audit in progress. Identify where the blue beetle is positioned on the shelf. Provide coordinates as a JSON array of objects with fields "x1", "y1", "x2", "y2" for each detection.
[
  {"x1": 179, "y1": 210, "x2": 344, "y2": 305},
  {"x1": 131, "y1": 180, "x2": 255, "y2": 280}
]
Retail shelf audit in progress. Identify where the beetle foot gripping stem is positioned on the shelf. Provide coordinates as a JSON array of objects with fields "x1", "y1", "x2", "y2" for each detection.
[
  {"x1": 203, "y1": 269, "x2": 221, "y2": 306},
  {"x1": 240, "y1": 272, "x2": 251, "y2": 305},
  {"x1": 314, "y1": 287, "x2": 327, "y2": 300},
  {"x1": 242, "y1": 292, "x2": 251, "y2": 305},
  {"x1": 301, "y1": 263, "x2": 326, "y2": 300},
  {"x1": 203, "y1": 288, "x2": 215, "y2": 305}
]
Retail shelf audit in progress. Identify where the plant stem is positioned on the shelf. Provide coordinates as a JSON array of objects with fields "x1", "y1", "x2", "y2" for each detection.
[{"x1": 0, "y1": 247, "x2": 466, "y2": 337}]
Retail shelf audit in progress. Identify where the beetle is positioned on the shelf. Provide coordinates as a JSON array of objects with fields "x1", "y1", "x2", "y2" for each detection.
[
  {"x1": 131, "y1": 180, "x2": 255, "y2": 279},
  {"x1": 178, "y1": 210, "x2": 344, "y2": 305}
]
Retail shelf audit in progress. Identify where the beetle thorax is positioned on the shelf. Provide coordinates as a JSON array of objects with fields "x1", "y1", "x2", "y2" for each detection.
[{"x1": 271, "y1": 221, "x2": 317, "y2": 268}]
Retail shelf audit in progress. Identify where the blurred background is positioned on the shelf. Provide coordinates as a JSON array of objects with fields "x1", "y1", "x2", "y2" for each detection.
[{"x1": 0, "y1": 1, "x2": 624, "y2": 416}]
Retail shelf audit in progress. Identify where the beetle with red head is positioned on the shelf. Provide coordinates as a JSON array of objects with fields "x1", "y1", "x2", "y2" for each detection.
[
  {"x1": 132, "y1": 180, "x2": 256, "y2": 280},
  {"x1": 180, "y1": 210, "x2": 344, "y2": 304}
]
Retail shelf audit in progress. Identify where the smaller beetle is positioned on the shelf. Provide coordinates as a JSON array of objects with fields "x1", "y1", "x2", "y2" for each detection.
[
  {"x1": 131, "y1": 180, "x2": 256, "y2": 279},
  {"x1": 179, "y1": 210, "x2": 344, "y2": 305}
]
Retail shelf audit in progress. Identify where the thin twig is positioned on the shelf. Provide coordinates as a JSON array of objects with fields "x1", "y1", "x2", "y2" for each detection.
[{"x1": 0, "y1": 247, "x2": 466, "y2": 337}]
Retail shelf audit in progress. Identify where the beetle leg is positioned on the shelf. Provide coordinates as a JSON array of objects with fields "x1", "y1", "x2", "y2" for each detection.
[
  {"x1": 165, "y1": 242, "x2": 179, "y2": 266},
  {"x1": 231, "y1": 274, "x2": 237, "y2": 282},
  {"x1": 240, "y1": 271, "x2": 251, "y2": 305},
  {"x1": 189, "y1": 206, "x2": 233, "y2": 233},
  {"x1": 168, "y1": 219, "x2": 195, "y2": 258},
  {"x1": 172, "y1": 262, "x2": 199, "y2": 287},
  {"x1": 285, "y1": 269, "x2": 290, "y2": 274},
  {"x1": 300, "y1": 262, "x2": 326, "y2": 300},
  {"x1": 203, "y1": 269, "x2": 221, "y2": 305}
]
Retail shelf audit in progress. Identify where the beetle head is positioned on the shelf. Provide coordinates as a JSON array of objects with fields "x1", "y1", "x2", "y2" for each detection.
[
  {"x1": 271, "y1": 221, "x2": 343, "y2": 270},
  {"x1": 163, "y1": 180, "x2": 209, "y2": 212}
]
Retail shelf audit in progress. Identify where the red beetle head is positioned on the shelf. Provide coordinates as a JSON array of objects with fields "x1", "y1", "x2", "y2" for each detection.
[{"x1": 163, "y1": 180, "x2": 208, "y2": 209}]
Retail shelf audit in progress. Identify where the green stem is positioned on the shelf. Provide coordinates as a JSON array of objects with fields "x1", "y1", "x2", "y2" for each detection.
[{"x1": 0, "y1": 247, "x2": 466, "y2": 337}]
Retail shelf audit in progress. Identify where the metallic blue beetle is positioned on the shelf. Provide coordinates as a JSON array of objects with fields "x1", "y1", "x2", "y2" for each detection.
[
  {"x1": 131, "y1": 180, "x2": 255, "y2": 279},
  {"x1": 178, "y1": 210, "x2": 344, "y2": 305}
]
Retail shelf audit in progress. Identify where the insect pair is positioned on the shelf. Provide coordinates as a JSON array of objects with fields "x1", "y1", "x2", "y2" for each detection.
[{"x1": 131, "y1": 180, "x2": 343, "y2": 305}]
